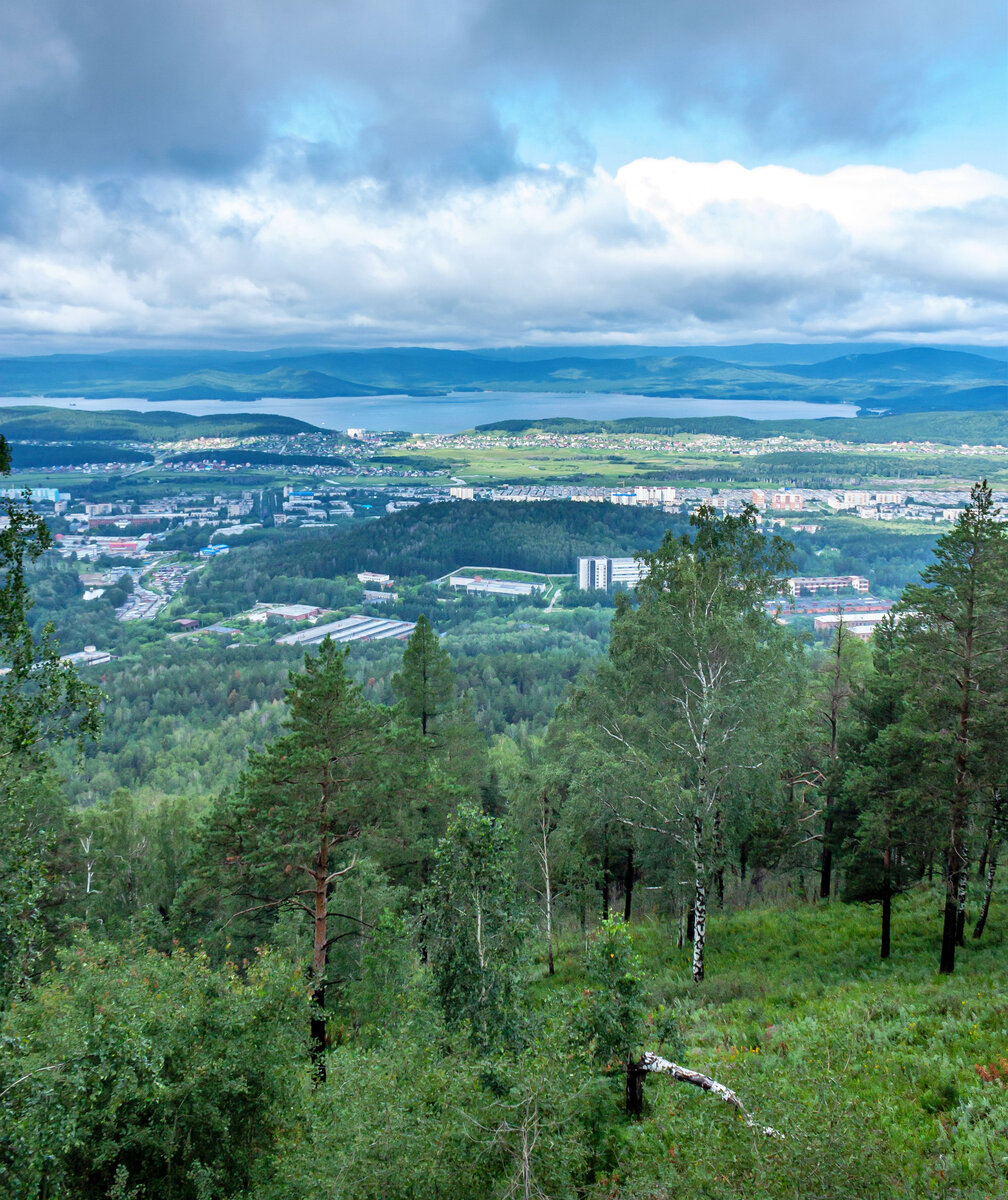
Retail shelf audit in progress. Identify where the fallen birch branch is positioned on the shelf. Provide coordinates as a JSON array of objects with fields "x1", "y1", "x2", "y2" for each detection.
[{"x1": 627, "y1": 1052, "x2": 784, "y2": 1138}]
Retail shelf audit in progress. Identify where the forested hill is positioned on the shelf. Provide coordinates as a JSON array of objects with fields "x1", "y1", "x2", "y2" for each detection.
[
  {"x1": 197, "y1": 501, "x2": 689, "y2": 583},
  {"x1": 477, "y1": 410, "x2": 1008, "y2": 445},
  {"x1": 0, "y1": 406, "x2": 324, "y2": 441}
]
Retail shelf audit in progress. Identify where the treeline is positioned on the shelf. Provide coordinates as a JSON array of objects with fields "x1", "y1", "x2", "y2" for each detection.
[
  {"x1": 478, "y1": 409, "x2": 1008, "y2": 445},
  {"x1": 7, "y1": 442, "x2": 151, "y2": 468},
  {"x1": 178, "y1": 500, "x2": 686, "y2": 582}
]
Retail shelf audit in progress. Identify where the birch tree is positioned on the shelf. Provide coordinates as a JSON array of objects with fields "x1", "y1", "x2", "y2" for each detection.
[
  {"x1": 426, "y1": 803, "x2": 528, "y2": 1045},
  {"x1": 585, "y1": 505, "x2": 796, "y2": 982}
]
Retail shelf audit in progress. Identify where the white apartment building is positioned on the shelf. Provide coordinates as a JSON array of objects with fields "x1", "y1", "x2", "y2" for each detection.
[{"x1": 577, "y1": 556, "x2": 647, "y2": 591}]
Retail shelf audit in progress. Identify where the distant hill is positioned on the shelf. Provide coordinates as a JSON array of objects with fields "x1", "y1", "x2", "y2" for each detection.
[
  {"x1": 476, "y1": 410, "x2": 1008, "y2": 445},
  {"x1": 784, "y1": 348, "x2": 1007, "y2": 382},
  {"x1": 0, "y1": 344, "x2": 1004, "y2": 414},
  {"x1": 0, "y1": 407, "x2": 325, "y2": 442}
]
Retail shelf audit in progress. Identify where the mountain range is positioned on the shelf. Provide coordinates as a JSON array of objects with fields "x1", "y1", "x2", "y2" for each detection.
[{"x1": 0, "y1": 345, "x2": 1004, "y2": 414}]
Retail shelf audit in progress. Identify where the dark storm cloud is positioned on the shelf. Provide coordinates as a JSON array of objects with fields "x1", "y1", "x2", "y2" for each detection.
[{"x1": 0, "y1": 0, "x2": 1000, "y2": 184}]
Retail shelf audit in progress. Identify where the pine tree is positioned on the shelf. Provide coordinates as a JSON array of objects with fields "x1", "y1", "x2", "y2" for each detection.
[
  {"x1": 836, "y1": 616, "x2": 939, "y2": 958},
  {"x1": 196, "y1": 638, "x2": 395, "y2": 1072},
  {"x1": 896, "y1": 481, "x2": 1008, "y2": 973}
]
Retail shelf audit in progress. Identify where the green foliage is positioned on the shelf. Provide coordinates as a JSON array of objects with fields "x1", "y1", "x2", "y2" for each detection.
[
  {"x1": 579, "y1": 917, "x2": 647, "y2": 1068},
  {"x1": 392, "y1": 614, "x2": 455, "y2": 737},
  {"x1": 0, "y1": 452, "x2": 102, "y2": 1001},
  {"x1": 0, "y1": 941, "x2": 310, "y2": 1200},
  {"x1": 192, "y1": 639, "x2": 399, "y2": 982},
  {"x1": 426, "y1": 804, "x2": 530, "y2": 1046}
]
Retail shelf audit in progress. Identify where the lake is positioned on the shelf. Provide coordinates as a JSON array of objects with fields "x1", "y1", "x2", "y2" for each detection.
[{"x1": 0, "y1": 391, "x2": 860, "y2": 434}]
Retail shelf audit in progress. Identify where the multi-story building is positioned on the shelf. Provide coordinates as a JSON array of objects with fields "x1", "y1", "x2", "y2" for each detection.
[
  {"x1": 578, "y1": 556, "x2": 609, "y2": 590},
  {"x1": 577, "y1": 556, "x2": 646, "y2": 591},
  {"x1": 788, "y1": 575, "x2": 870, "y2": 596},
  {"x1": 771, "y1": 490, "x2": 804, "y2": 511}
]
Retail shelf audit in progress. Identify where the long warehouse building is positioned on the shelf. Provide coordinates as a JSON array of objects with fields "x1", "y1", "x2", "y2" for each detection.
[{"x1": 276, "y1": 615, "x2": 416, "y2": 646}]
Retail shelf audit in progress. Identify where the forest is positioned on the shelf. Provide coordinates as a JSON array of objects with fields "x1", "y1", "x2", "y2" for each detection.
[{"x1": 1, "y1": 422, "x2": 1006, "y2": 1197}]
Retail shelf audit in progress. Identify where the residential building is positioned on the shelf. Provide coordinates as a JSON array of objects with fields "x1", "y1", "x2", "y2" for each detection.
[
  {"x1": 788, "y1": 575, "x2": 870, "y2": 596},
  {"x1": 771, "y1": 490, "x2": 804, "y2": 511}
]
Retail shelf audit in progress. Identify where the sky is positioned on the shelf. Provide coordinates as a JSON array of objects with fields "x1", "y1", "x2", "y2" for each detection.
[{"x1": 0, "y1": 0, "x2": 1005, "y2": 352}]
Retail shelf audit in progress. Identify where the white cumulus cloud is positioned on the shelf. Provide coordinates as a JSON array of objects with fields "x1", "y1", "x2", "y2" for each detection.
[{"x1": 0, "y1": 157, "x2": 1005, "y2": 348}]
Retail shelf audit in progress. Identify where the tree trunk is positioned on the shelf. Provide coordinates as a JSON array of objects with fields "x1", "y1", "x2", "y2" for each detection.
[
  {"x1": 819, "y1": 819, "x2": 833, "y2": 901},
  {"x1": 540, "y1": 814, "x2": 554, "y2": 975},
  {"x1": 311, "y1": 860, "x2": 329, "y2": 1081},
  {"x1": 955, "y1": 859, "x2": 968, "y2": 947},
  {"x1": 973, "y1": 845, "x2": 998, "y2": 939},
  {"x1": 601, "y1": 839, "x2": 610, "y2": 920},
  {"x1": 941, "y1": 586, "x2": 975, "y2": 974},
  {"x1": 635, "y1": 1052, "x2": 783, "y2": 1138},
  {"x1": 881, "y1": 844, "x2": 892, "y2": 959},
  {"x1": 625, "y1": 1055, "x2": 647, "y2": 1117},
  {"x1": 692, "y1": 877, "x2": 706, "y2": 983},
  {"x1": 544, "y1": 880, "x2": 554, "y2": 977},
  {"x1": 623, "y1": 844, "x2": 634, "y2": 923}
]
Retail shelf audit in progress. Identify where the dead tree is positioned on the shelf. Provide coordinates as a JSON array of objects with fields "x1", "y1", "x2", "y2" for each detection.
[{"x1": 626, "y1": 1052, "x2": 783, "y2": 1138}]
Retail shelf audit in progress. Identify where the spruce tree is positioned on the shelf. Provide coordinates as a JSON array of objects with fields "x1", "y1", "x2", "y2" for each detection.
[{"x1": 392, "y1": 614, "x2": 454, "y2": 737}]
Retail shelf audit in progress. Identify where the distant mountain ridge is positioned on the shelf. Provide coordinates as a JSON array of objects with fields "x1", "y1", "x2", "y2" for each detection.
[{"x1": 0, "y1": 344, "x2": 1003, "y2": 414}]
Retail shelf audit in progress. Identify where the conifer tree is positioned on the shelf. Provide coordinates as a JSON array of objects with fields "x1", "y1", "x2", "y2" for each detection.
[
  {"x1": 837, "y1": 615, "x2": 939, "y2": 958},
  {"x1": 0, "y1": 435, "x2": 101, "y2": 1000},
  {"x1": 896, "y1": 481, "x2": 1008, "y2": 973},
  {"x1": 196, "y1": 638, "x2": 395, "y2": 1072},
  {"x1": 392, "y1": 614, "x2": 454, "y2": 737}
]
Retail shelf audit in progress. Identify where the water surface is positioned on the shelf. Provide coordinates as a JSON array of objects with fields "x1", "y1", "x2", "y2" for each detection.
[{"x1": 0, "y1": 391, "x2": 859, "y2": 434}]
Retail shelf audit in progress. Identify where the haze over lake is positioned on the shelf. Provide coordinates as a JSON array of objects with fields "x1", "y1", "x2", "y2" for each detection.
[{"x1": 0, "y1": 392, "x2": 859, "y2": 434}]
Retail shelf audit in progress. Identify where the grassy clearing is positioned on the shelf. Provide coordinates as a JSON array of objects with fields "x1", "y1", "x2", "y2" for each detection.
[{"x1": 534, "y1": 886, "x2": 1008, "y2": 1198}]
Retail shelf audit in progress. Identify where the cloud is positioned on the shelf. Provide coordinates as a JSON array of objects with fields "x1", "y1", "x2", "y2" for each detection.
[
  {"x1": 0, "y1": 157, "x2": 1004, "y2": 348},
  {"x1": 0, "y1": 0, "x2": 1001, "y2": 184}
]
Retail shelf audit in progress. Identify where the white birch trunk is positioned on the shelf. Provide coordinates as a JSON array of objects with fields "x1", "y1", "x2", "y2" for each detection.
[
  {"x1": 692, "y1": 813, "x2": 706, "y2": 983},
  {"x1": 640, "y1": 1052, "x2": 783, "y2": 1138}
]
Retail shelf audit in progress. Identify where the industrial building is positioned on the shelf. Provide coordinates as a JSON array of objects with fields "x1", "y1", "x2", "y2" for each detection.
[
  {"x1": 448, "y1": 575, "x2": 546, "y2": 596},
  {"x1": 275, "y1": 615, "x2": 417, "y2": 647},
  {"x1": 248, "y1": 603, "x2": 324, "y2": 622}
]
